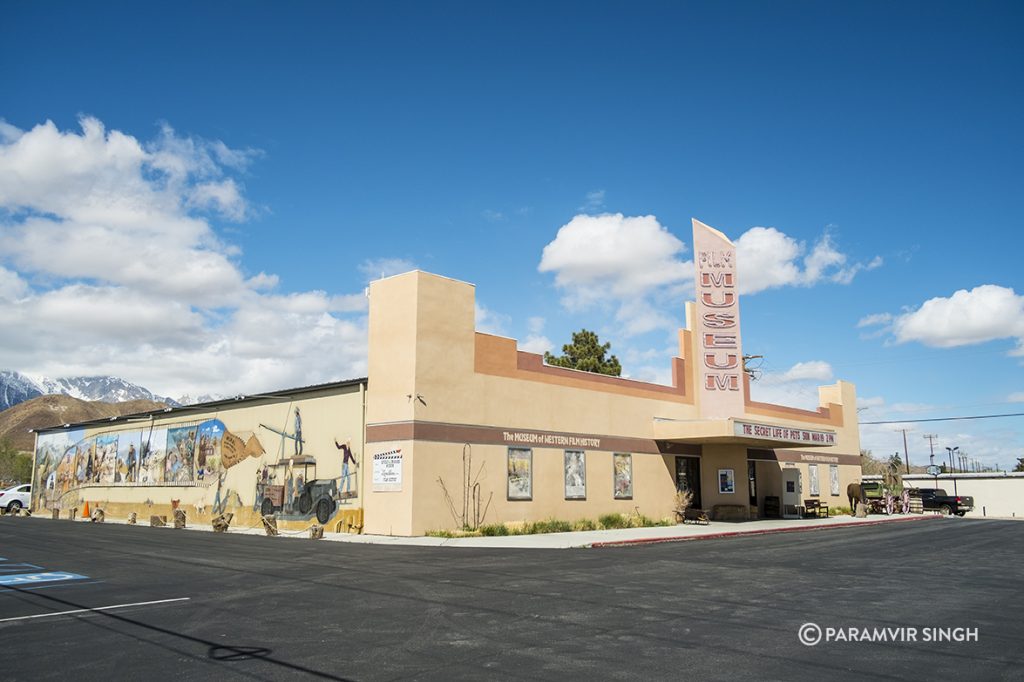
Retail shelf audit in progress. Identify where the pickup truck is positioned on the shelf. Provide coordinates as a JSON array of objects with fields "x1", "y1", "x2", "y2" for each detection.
[{"x1": 917, "y1": 488, "x2": 973, "y2": 516}]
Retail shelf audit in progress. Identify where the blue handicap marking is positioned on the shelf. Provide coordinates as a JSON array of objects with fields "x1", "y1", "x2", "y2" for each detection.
[{"x1": 0, "y1": 572, "x2": 88, "y2": 586}]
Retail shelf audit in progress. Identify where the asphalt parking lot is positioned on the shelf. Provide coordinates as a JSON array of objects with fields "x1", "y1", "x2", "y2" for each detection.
[{"x1": 1, "y1": 517, "x2": 1021, "y2": 681}]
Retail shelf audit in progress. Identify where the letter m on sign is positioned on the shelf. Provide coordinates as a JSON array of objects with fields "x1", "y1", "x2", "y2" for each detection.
[{"x1": 705, "y1": 374, "x2": 739, "y2": 391}]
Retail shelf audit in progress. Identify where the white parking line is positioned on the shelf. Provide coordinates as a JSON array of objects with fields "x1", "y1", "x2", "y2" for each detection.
[{"x1": 0, "y1": 597, "x2": 190, "y2": 623}]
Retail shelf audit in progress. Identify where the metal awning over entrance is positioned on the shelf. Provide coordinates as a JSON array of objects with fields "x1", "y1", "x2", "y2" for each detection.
[{"x1": 653, "y1": 417, "x2": 838, "y2": 449}]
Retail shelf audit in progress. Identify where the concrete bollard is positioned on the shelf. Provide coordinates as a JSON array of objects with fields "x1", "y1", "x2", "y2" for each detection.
[
  {"x1": 128, "y1": 512, "x2": 137, "y2": 525},
  {"x1": 212, "y1": 512, "x2": 234, "y2": 533},
  {"x1": 90, "y1": 508, "x2": 105, "y2": 523},
  {"x1": 150, "y1": 515, "x2": 167, "y2": 527},
  {"x1": 855, "y1": 502, "x2": 868, "y2": 519},
  {"x1": 261, "y1": 515, "x2": 279, "y2": 537},
  {"x1": 309, "y1": 524, "x2": 324, "y2": 540},
  {"x1": 173, "y1": 509, "x2": 187, "y2": 529}
]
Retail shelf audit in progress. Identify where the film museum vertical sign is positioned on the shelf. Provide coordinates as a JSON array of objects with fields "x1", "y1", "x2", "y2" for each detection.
[
  {"x1": 693, "y1": 219, "x2": 745, "y2": 419},
  {"x1": 373, "y1": 449, "x2": 403, "y2": 492}
]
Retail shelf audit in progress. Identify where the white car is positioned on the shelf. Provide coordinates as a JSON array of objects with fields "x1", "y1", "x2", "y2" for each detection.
[{"x1": 0, "y1": 484, "x2": 31, "y2": 512}]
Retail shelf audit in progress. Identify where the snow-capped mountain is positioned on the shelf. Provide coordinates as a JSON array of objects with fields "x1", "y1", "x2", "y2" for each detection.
[
  {"x1": 175, "y1": 393, "x2": 227, "y2": 406},
  {"x1": 0, "y1": 370, "x2": 43, "y2": 412},
  {"x1": 0, "y1": 370, "x2": 178, "y2": 411}
]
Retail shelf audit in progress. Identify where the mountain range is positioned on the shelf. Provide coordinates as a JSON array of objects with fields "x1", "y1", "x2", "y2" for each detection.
[{"x1": 0, "y1": 370, "x2": 221, "y2": 412}]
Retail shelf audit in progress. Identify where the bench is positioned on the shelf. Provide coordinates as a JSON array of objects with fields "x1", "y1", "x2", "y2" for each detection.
[{"x1": 803, "y1": 499, "x2": 829, "y2": 518}]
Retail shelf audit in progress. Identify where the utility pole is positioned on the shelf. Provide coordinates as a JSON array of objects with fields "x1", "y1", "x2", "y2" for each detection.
[
  {"x1": 902, "y1": 429, "x2": 911, "y2": 473},
  {"x1": 923, "y1": 434, "x2": 938, "y2": 466}
]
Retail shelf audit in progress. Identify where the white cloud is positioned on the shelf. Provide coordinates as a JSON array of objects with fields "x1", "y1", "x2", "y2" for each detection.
[
  {"x1": 475, "y1": 302, "x2": 510, "y2": 336},
  {"x1": 578, "y1": 189, "x2": 605, "y2": 213},
  {"x1": 481, "y1": 209, "x2": 505, "y2": 222},
  {"x1": 890, "y1": 285, "x2": 1024, "y2": 349},
  {"x1": 539, "y1": 213, "x2": 692, "y2": 310},
  {"x1": 358, "y1": 257, "x2": 417, "y2": 281},
  {"x1": 1008, "y1": 392, "x2": 1024, "y2": 403},
  {"x1": 520, "y1": 335, "x2": 553, "y2": 354},
  {"x1": 857, "y1": 312, "x2": 893, "y2": 328},
  {"x1": 760, "y1": 360, "x2": 834, "y2": 385},
  {"x1": 735, "y1": 227, "x2": 880, "y2": 294},
  {"x1": 0, "y1": 116, "x2": 369, "y2": 397}
]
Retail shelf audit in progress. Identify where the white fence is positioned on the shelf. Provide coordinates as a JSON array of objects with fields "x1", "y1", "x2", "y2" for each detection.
[{"x1": 862, "y1": 472, "x2": 1024, "y2": 518}]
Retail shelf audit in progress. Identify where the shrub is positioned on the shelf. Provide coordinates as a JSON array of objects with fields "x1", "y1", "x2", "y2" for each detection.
[
  {"x1": 426, "y1": 529, "x2": 456, "y2": 538},
  {"x1": 479, "y1": 523, "x2": 510, "y2": 536},
  {"x1": 530, "y1": 519, "x2": 573, "y2": 534},
  {"x1": 572, "y1": 518, "x2": 597, "y2": 531},
  {"x1": 598, "y1": 513, "x2": 629, "y2": 529}
]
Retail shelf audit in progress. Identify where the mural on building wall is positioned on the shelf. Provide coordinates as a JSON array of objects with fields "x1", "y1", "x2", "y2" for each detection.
[
  {"x1": 116, "y1": 431, "x2": 143, "y2": 484},
  {"x1": 829, "y1": 464, "x2": 840, "y2": 496},
  {"x1": 95, "y1": 433, "x2": 119, "y2": 484},
  {"x1": 140, "y1": 427, "x2": 168, "y2": 483},
  {"x1": 31, "y1": 401, "x2": 357, "y2": 530},
  {"x1": 507, "y1": 448, "x2": 532, "y2": 500},
  {"x1": 613, "y1": 453, "x2": 633, "y2": 499},
  {"x1": 165, "y1": 426, "x2": 196, "y2": 483},
  {"x1": 196, "y1": 419, "x2": 224, "y2": 481},
  {"x1": 564, "y1": 450, "x2": 586, "y2": 500},
  {"x1": 719, "y1": 468, "x2": 735, "y2": 494},
  {"x1": 32, "y1": 429, "x2": 84, "y2": 509}
]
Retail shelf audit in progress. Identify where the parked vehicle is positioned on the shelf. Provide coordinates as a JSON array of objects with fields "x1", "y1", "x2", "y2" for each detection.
[
  {"x1": 917, "y1": 488, "x2": 973, "y2": 516},
  {"x1": 0, "y1": 484, "x2": 31, "y2": 512}
]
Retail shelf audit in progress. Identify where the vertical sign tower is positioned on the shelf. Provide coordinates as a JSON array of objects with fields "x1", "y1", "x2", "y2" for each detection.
[{"x1": 692, "y1": 219, "x2": 746, "y2": 419}]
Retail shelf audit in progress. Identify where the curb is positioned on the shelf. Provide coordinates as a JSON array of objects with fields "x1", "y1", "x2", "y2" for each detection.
[{"x1": 589, "y1": 514, "x2": 942, "y2": 548}]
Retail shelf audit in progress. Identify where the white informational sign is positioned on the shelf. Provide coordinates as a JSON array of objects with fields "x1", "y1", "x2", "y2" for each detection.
[{"x1": 372, "y1": 449, "x2": 403, "y2": 492}]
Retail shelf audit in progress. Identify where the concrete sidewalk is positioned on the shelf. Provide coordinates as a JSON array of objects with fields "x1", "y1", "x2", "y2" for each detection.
[
  {"x1": 20, "y1": 511, "x2": 943, "y2": 549},
  {"x1": 343, "y1": 513, "x2": 941, "y2": 549}
]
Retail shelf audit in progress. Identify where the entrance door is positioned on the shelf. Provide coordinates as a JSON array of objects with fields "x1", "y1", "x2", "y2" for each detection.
[
  {"x1": 782, "y1": 468, "x2": 802, "y2": 519},
  {"x1": 675, "y1": 456, "x2": 702, "y2": 509}
]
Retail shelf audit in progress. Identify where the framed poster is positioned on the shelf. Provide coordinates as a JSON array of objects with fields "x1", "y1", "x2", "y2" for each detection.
[
  {"x1": 564, "y1": 450, "x2": 586, "y2": 500},
  {"x1": 372, "y1": 449, "x2": 403, "y2": 491},
  {"x1": 507, "y1": 448, "x2": 532, "y2": 500},
  {"x1": 613, "y1": 453, "x2": 633, "y2": 499},
  {"x1": 809, "y1": 463, "x2": 820, "y2": 496},
  {"x1": 718, "y1": 468, "x2": 735, "y2": 494},
  {"x1": 829, "y1": 464, "x2": 840, "y2": 496}
]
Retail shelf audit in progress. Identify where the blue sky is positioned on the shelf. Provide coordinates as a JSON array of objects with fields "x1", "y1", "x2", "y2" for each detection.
[{"x1": 1, "y1": 1, "x2": 1021, "y2": 468}]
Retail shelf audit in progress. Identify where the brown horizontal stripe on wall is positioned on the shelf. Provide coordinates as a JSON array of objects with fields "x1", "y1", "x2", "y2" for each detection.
[
  {"x1": 747, "y1": 448, "x2": 860, "y2": 467},
  {"x1": 366, "y1": 420, "x2": 701, "y2": 456}
]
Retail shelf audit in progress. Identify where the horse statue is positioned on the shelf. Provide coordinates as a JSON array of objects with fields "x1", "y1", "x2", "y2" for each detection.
[{"x1": 847, "y1": 482, "x2": 865, "y2": 510}]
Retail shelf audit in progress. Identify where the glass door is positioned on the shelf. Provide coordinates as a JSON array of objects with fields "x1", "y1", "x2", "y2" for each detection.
[{"x1": 675, "y1": 456, "x2": 702, "y2": 509}]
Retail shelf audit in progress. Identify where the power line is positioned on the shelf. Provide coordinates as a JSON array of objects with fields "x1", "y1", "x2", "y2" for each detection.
[{"x1": 861, "y1": 412, "x2": 1024, "y2": 425}]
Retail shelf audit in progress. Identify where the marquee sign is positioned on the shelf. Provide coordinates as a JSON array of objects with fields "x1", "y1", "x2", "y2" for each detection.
[
  {"x1": 693, "y1": 219, "x2": 746, "y2": 418},
  {"x1": 734, "y1": 421, "x2": 837, "y2": 446}
]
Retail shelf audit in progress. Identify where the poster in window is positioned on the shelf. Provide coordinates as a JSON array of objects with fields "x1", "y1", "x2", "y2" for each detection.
[
  {"x1": 564, "y1": 450, "x2": 586, "y2": 499},
  {"x1": 718, "y1": 468, "x2": 735, "y2": 494},
  {"x1": 829, "y1": 464, "x2": 840, "y2": 496},
  {"x1": 809, "y1": 463, "x2": 820, "y2": 496},
  {"x1": 613, "y1": 453, "x2": 633, "y2": 499},
  {"x1": 372, "y1": 449, "x2": 403, "y2": 491},
  {"x1": 507, "y1": 448, "x2": 532, "y2": 500}
]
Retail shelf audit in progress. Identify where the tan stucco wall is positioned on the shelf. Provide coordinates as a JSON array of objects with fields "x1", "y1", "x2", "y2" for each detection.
[{"x1": 364, "y1": 271, "x2": 863, "y2": 535}]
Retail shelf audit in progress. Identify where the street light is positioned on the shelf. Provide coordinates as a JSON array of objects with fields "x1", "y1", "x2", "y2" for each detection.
[
  {"x1": 945, "y1": 446, "x2": 960, "y2": 497},
  {"x1": 945, "y1": 446, "x2": 958, "y2": 473}
]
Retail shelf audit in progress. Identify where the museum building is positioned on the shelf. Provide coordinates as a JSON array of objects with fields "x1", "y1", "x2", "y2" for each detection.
[{"x1": 31, "y1": 220, "x2": 862, "y2": 535}]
